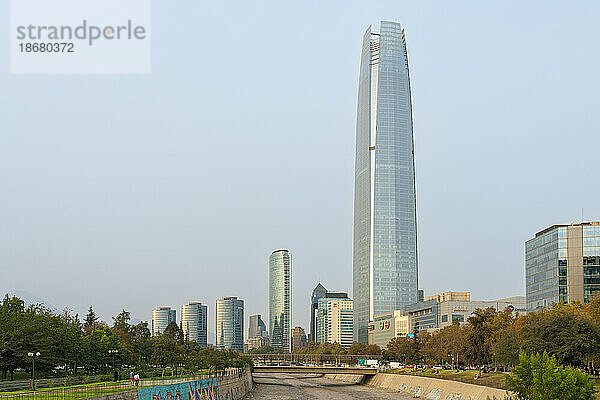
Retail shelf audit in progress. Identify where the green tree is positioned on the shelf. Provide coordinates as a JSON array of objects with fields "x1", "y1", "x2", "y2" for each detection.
[
  {"x1": 387, "y1": 337, "x2": 421, "y2": 364},
  {"x1": 518, "y1": 304, "x2": 600, "y2": 366},
  {"x1": 150, "y1": 334, "x2": 181, "y2": 376},
  {"x1": 83, "y1": 306, "x2": 99, "y2": 335},
  {"x1": 465, "y1": 307, "x2": 497, "y2": 365},
  {"x1": 506, "y1": 351, "x2": 596, "y2": 400}
]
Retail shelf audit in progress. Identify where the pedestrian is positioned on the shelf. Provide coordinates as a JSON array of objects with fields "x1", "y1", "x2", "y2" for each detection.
[
  {"x1": 134, "y1": 373, "x2": 140, "y2": 386},
  {"x1": 113, "y1": 369, "x2": 119, "y2": 382},
  {"x1": 130, "y1": 371, "x2": 135, "y2": 386}
]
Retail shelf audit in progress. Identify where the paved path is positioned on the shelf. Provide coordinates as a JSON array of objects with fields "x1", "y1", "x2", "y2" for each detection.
[{"x1": 246, "y1": 374, "x2": 412, "y2": 399}]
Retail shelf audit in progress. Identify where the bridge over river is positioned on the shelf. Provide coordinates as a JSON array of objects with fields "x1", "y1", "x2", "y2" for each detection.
[{"x1": 252, "y1": 366, "x2": 378, "y2": 375}]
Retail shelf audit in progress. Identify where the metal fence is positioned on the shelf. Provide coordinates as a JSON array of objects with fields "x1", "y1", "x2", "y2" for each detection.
[{"x1": 0, "y1": 370, "x2": 243, "y2": 400}]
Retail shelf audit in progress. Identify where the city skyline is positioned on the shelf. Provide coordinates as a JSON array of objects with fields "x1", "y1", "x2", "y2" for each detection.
[{"x1": 2, "y1": 1, "x2": 599, "y2": 336}]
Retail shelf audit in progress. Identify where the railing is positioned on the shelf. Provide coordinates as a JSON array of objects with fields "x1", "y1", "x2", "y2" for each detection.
[{"x1": 0, "y1": 369, "x2": 245, "y2": 400}]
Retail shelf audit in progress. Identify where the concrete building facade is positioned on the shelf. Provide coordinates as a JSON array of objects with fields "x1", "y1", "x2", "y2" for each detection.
[
  {"x1": 316, "y1": 292, "x2": 350, "y2": 343},
  {"x1": 326, "y1": 299, "x2": 354, "y2": 348},
  {"x1": 368, "y1": 310, "x2": 409, "y2": 348},
  {"x1": 244, "y1": 336, "x2": 269, "y2": 353},
  {"x1": 248, "y1": 314, "x2": 267, "y2": 339},
  {"x1": 406, "y1": 292, "x2": 526, "y2": 333},
  {"x1": 291, "y1": 326, "x2": 307, "y2": 351}
]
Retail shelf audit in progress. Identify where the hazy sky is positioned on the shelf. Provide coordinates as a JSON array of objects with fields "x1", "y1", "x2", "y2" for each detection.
[{"x1": 2, "y1": 1, "x2": 599, "y2": 341}]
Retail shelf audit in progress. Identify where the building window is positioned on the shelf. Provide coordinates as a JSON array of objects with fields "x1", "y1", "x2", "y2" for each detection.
[
  {"x1": 441, "y1": 315, "x2": 448, "y2": 323},
  {"x1": 559, "y1": 287, "x2": 568, "y2": 295},
  {"x1": 559, "y1": 278, "x2": 567, "y2": 286},
  {"x1": 451, "y1": 314, "x2": 464, "y2": 323}
]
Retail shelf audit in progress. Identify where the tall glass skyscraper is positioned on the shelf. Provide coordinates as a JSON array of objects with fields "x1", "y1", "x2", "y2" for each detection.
[
  {"x1": 269, "y1": 249, "x2": 291, "y2": 352},
  {"x1": 309, "y1": 283, "x2": 327, "y2": 342},
  {"x1": 353, "y1": 21, "x2": 419, "y2": 343},
  {"x1": 215, "y1": 296, "x2": 244, "y2": 352},
  {"x1": 151, "y1": 306, "x2": 176, "y2": 337},
  {"x1": 181, "y1": 302, "x2": 208, "y2": 346}
]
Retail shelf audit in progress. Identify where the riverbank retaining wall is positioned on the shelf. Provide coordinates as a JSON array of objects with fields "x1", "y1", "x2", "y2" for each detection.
[
  {"x1": 325, "y1": 373, "x2": 510, "y2": 399},
  {"x1": 90, "y1": 370, "x2": 253, "y2": 400}
]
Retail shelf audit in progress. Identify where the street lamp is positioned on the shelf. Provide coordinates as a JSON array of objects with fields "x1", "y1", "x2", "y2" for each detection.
[
  {"x1": 108, "y1": 350, "x2": 119, "y2": 374},
  {"x1": 27, "y1": 352, "x2": 40, "y2": 391}
]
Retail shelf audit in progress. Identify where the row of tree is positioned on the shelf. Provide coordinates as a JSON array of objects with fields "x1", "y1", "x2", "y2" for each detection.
[
  {"x1": 275, "y1": 298, "x2": 600, "y2": 369},
  {"x1": 0, "y1": 295, "x2": 252, "y2": 381}
]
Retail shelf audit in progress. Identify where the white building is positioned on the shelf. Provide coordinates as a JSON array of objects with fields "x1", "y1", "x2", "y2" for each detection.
[
  {"x1": 368, "y1": 310, "x2": 409, "y2": 348},
  {"x1": 326, "y1": 299, "x2": 353, "y2": 348}
]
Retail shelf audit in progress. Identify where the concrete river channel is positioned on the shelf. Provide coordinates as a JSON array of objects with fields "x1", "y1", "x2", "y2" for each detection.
[{"x1": 246, "y1": 373, "x2": 413, "y2": 399}]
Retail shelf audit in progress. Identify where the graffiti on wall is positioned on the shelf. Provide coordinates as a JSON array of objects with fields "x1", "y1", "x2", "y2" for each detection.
[{"x1": 138, "y1": 378, "x2": 219, "y2": 400}]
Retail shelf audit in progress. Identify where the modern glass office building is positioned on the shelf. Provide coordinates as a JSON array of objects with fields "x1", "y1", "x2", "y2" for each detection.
[
  {"x1": 309, "y1": 283, "x2": 327, "y2": 342},
  {"x1": 353, "y1": 21, "x2": 419, "y2": 343},
  {"x1": 269, "y1": 250, "x2": 291, "y2": 352},
  {"x1": 526, "y1": 222, "x2": 600, "y2": 310},
  {"x1": 248, "y1": 314, "x2": 267, "y2": 339},
  {"x1": 151, "y1": 306, "x2": 176, "y2": 337},
  {"x1": 316, "y1": 292, "x2": 350, "y2": 343},
  {"x1": 181, "y1": 302, "x2": 208, "y2": 346},
  {"x1": 215, "y1": 296, "x2": 244, "y2": 352}
]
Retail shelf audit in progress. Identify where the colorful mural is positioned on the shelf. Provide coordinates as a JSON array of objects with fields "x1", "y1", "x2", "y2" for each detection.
[{"x1": 138, "y1": 378, "x2": 219, "y2": 400}]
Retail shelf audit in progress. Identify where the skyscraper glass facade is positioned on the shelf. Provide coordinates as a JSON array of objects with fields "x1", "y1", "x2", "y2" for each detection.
[
  {"x1": 151, "y1": 306, "x2": 176, "y2": 337},
  {"x1": 269, "y1": 249, "x2": 291, "y2": 352},
  {"x1": 526, "y1": 222, "x2": 600, "y2": 310},
  {"x1": 353, "y1": 21, "x2": 418, "y2": 343},
  {"x1": 181, "y1": 302, "x2": 208, "y2": 346},
  {"x1": 215, "y1": 297, "x2": 244, "y2": 352},
  {"x1": 309, "y1": 283, "x2": 327, "y2": 342}
]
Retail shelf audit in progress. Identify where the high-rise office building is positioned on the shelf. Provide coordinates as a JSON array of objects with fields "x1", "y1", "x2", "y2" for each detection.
[
  {"x1": 215, "y1": 297, "x2": 244, "y2": 352},
  {"x1": 269, "y1": 249, "x2": 292, "y2": 352},
  {"x1": 316, "y1": 292, "x2": 350, "y2": 343},
  {"x1": 248, "y1": 314, "x2": 267, "y2": 339},
  {"x1": 181, "y1": 302, "x2": 208, "y2": 346},
  {"x1": 309, "y1": 283, "x2": 327, "y2": 342},
  {"x1": 291, "y1": 326, "x2": 307, "y2": 351},
  {"x1": 353, "y1": 21, "x2": 419, "y2": 343},
  {"x1": 526, "y1": 222, "x2": 600, "y2": 310},
  {"x1": 326, "y1": 299, "x2": 354, "y2": 348},
  {"x1": 151, "y1": 306, "x2": 176, "y2": 337}
]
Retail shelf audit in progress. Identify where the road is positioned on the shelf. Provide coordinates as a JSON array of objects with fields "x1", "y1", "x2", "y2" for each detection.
[{"x1": 246, "y1": 373, "x2": 412, "y2": 399}]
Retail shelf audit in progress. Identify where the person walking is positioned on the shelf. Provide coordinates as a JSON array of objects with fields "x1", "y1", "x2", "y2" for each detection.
[
  {"x1": 134, "y1": 373, "x2": 140, "y2": 386},
  {"x1": 130, "y1": 371, "x2": 134, "y2": 386}
]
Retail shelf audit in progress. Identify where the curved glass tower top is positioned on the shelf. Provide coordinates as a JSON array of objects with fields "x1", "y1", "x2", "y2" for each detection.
[
  {"x1": 353, "y1": 21, "x2": 418, "y2": 344},
  {"x1": 269, "y1": 249, "x2": 292, "y2": 352}
]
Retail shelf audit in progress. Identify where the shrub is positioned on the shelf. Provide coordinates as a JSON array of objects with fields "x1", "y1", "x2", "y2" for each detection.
[{"x1": 505, "y1": 351, "x2": 596, "y2": 400}]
